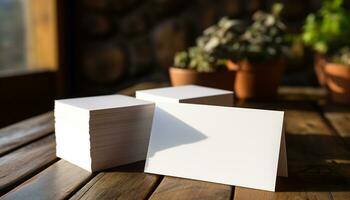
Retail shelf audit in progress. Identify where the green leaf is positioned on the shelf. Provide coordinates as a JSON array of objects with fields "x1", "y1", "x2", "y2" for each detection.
[{"x1": 272, "y1": 3, "x2": 283, "y2": 16}]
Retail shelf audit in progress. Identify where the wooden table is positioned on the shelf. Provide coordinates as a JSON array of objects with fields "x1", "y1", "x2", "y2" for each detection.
[{"x1": 1, "y1": 83, "x2": 350, "y2": 200}]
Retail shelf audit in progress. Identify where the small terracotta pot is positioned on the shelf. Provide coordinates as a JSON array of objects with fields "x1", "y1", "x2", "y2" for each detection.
[
  {"x1": 324, "y1": 62, "x2": 350, "y2": 104},
  {"x1": 314, "y1": 53, "x2": 327, "y2": 86},
  {"x1": 169, "y1": 67, "x2": 236, "y2": 91},
  {"x1": 227, "y1": 59, "x2": 284, "y2": 100}
]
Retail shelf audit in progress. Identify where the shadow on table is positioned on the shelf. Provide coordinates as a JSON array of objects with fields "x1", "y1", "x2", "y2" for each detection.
[
  {"x1": 275, "y1": 134, "x2": 350, "y2": 192},
  {"x1": 107, "y1": 100, "x2": 350, "y2": 193},
  {"x1": 106, "y1": 161, "x2": 147, "y2": 173},
  {"x1": 322, "y1": 103, "x2": 350, "y2": 113},
  {"x1": 105, "y1": 108, "x2": 208, "y2": 173},
  {"x1": 145, "y1": 107, "x2": 208, "y2": 158}
]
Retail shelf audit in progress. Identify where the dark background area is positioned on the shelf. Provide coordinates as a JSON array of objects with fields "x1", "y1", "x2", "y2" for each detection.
[
  {"x1": 1, "y1": 0, "x2": 350, "y2": 127},
  {"x1": 63, "y1": 0, "x2": 350, "y2": 96}
]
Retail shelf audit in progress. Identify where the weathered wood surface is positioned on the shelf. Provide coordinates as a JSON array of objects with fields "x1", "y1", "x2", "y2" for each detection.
[
  {"x1": 322, "y1": 104, "x2": 350, "y2": 140},
  {"x1": 278, "y1": 86, "x2": 327, "y2": 102},
  {"x1": 0, "y1": 85, "x2": 350, "y2": 200},
  {"x1": 70, "y1": 161, "x2": 160, "y2": 200},
  {"x1": 320, "y1": 103, "x2": 350, "y2": 200},
  {"x1": 234, "y1": 186, "x2": 330, "y2": 200},
  {"x1": 2, "y1": 160, "x2": 91, "y2": 200},
  {"x1": 0, "y1": 135, "x2": 57, "y2": 194},
  {"x1": 149, "y1": 177, "x2": 232, "y2": 200},
  {"x1": 0, "y1": 112, "x2": 54, "y2": 156},
  {"x1": 234, "y1": 103, "x2": 350, "y2": 200}
]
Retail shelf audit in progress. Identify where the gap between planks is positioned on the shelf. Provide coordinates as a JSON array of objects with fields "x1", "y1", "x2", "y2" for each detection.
[
  {"x1": 1, "y1": 160, "x2": 94, "y2": 200},
  {"x1": 69, "y1": 161, "x2": 161, "y2": 200},
  {"x1": 149, "y1": 176, "x2": 233, "y2": 200},
  {"x1": 0, "y1": 112, "x2": 54, "y2": 157},
  {"x1": 318, "y1": 103, "x2": 350, "y2": 200},
  {"x1": 0, "y1": 134, "x2": 58, "y2": 196}
]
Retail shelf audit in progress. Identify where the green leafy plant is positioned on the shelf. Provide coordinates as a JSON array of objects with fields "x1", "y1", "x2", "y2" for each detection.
[
  {"x1": 174, "y1": 17, "x2": 245, "y2": 72},
  {"x1": 196, "y1": 17, "x2": 245, "y2": 58},
  {"x1": 174, "y1": 3, "x2": 288, "y2": 71},
  {"x1": 226, "y1": 3, "x2": 288, "y2": 62},
  {"x1": 174, "y1": 46, "x2": 217, "y2": 72},
  {"x1": 302, "y1": 0, "x2": 350, "y2": 54}
]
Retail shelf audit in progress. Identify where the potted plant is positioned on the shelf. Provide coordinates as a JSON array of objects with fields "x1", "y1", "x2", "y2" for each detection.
[
  {"x1": 226, "y1": 4, "x2": 288, "y2": 100},
  {"x1": 324, "y1": 47, "x2": 350, "y2": 104},
  {"x1": 302, "y1": 0, "x2": 350, "y2": 86},
  {"x1": 170, "y1": 47, "x2": 234, "y2": 90},
  {"x1": 170, "y1": 18, "x2": 244, "y2": 91}
]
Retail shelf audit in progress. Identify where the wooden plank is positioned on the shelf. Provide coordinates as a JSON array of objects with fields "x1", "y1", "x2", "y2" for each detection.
[
  {"x1": 2, "y1": 160, "x2": 92, "y2": 200},
  {"x1": 322, "y1": 104, "x2": 350, "y2": 141},
  {"x1": 278, "y1": 87, "x2": 326, "y2": 102},
  {"x1": 234, "y1": 187, "x2": 330, "y2": 200},
  {"x1": 234, "y1": 104, "x2": 350, "y2": 200},
  {"x1": 332, "y1": 192, "x2": 350, "y2": 200},
  {"x1": 0, "y1": 134, "x2": 57, "y2": 194},
  {"x1": 149, "y1": 177, "x2": 232, "y2": 200},
  {"x1": 0, "y1": 112, "x2": 54, "y2": 156},
  {"x1": 321, "y1": 104, "x2": 350, "y2": 199},
  {"x1": 70, "y1": 161, "x2": 160, "y2": 200}
]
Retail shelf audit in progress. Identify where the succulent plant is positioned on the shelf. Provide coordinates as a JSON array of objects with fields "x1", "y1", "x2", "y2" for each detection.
[
  {"x1": 226, "y1": 3, "x2": 288, "y2": 62},
  {"x1": 302, "y1": 0, "x2": 350, "y2": 54},
  {"x1": 331, "y1": 47, "x2": 350, "y2": 67}
]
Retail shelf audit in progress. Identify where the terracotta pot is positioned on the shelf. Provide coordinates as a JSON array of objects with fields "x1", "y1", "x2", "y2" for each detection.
[
  {"x1": 169, "y1": 67, "x2": 236, "y2": 91},
  {"x1": 324, "y1": 62, "x2": 350, "y2": 105},
  {"x1": 227, "y1": 59, "x2": 284, "y2": 100},
  {"x1": 314, "y1": 53, "x2": 327, "y2": 86}
]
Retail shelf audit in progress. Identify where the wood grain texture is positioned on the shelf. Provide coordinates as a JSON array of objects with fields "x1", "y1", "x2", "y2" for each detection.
[
  {"x1": 1, "y1": 86, "x2": 350, "y2": 200},
  {"x1": 322, "y1": 104, "x2": 350, "y2": 140},
  {"x1": 2, "y1": 160, "x2": 91, "y2": 200},
  {"x1": 234, "y1": 103, "x2": 350, "y2": 200},
  {"x1": 234, "y1": 187, "x2": 330, "y2": 200},
  {"x1": 0, "y1": 134, "x2": 57, "y2": 194},
  {"x1": 149, "y1": 177, "x2": 232, "y2": 200},
  {"x1": 332, "y1": 192, "x2": 350, "y2": 200},
  {"x1": 0, "y1": 112, "x2": 54, "y2": 156},
  {"x1": 278, "y1": 86, "x2": 327, "y2": 102},
  {"x1": 321, "y1": 104, "x2": 350, "y2": 200},
  {"x1": 70, "y1": 161, "x2": 160, "y2": 200}
]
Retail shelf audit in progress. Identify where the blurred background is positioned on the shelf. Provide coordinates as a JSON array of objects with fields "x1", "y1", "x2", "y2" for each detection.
[{"x1": 0, "y1": 0, "x2": 348, "y2": 127}]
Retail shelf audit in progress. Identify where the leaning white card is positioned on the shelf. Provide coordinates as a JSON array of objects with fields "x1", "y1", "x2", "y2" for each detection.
[
  {"x1": 145, "y1": 103, "x2": 285, "y2": 192},
  {"x1": 136, "y1": 85, "x2": 234, "y2": 107}
]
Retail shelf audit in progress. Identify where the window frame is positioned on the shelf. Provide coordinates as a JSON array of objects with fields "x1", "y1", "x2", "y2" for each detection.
[{"x1": 0, "y1": 0, "x2": 69, "y2": 127}]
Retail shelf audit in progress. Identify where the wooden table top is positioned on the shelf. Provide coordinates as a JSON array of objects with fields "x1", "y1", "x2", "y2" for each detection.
[{"x1": 0, "y1": 83, "x2": 350, "y2": 200}]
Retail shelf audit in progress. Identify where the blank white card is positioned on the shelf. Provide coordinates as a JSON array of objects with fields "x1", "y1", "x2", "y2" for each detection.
[{"x1": 145, "y1": 103, "x2": 285, "y2": 192}]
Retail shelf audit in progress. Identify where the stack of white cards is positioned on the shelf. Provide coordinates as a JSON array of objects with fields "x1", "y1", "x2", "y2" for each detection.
[
  {"x1": 136, "y1": 85, "x2": 234, "y2": 107},
  {"x1": 54, "y1": 85, "x2": 287, "y2": 192},
  {"x1": 54, "y1": 95, "x2": 154, "y2": 172}
]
